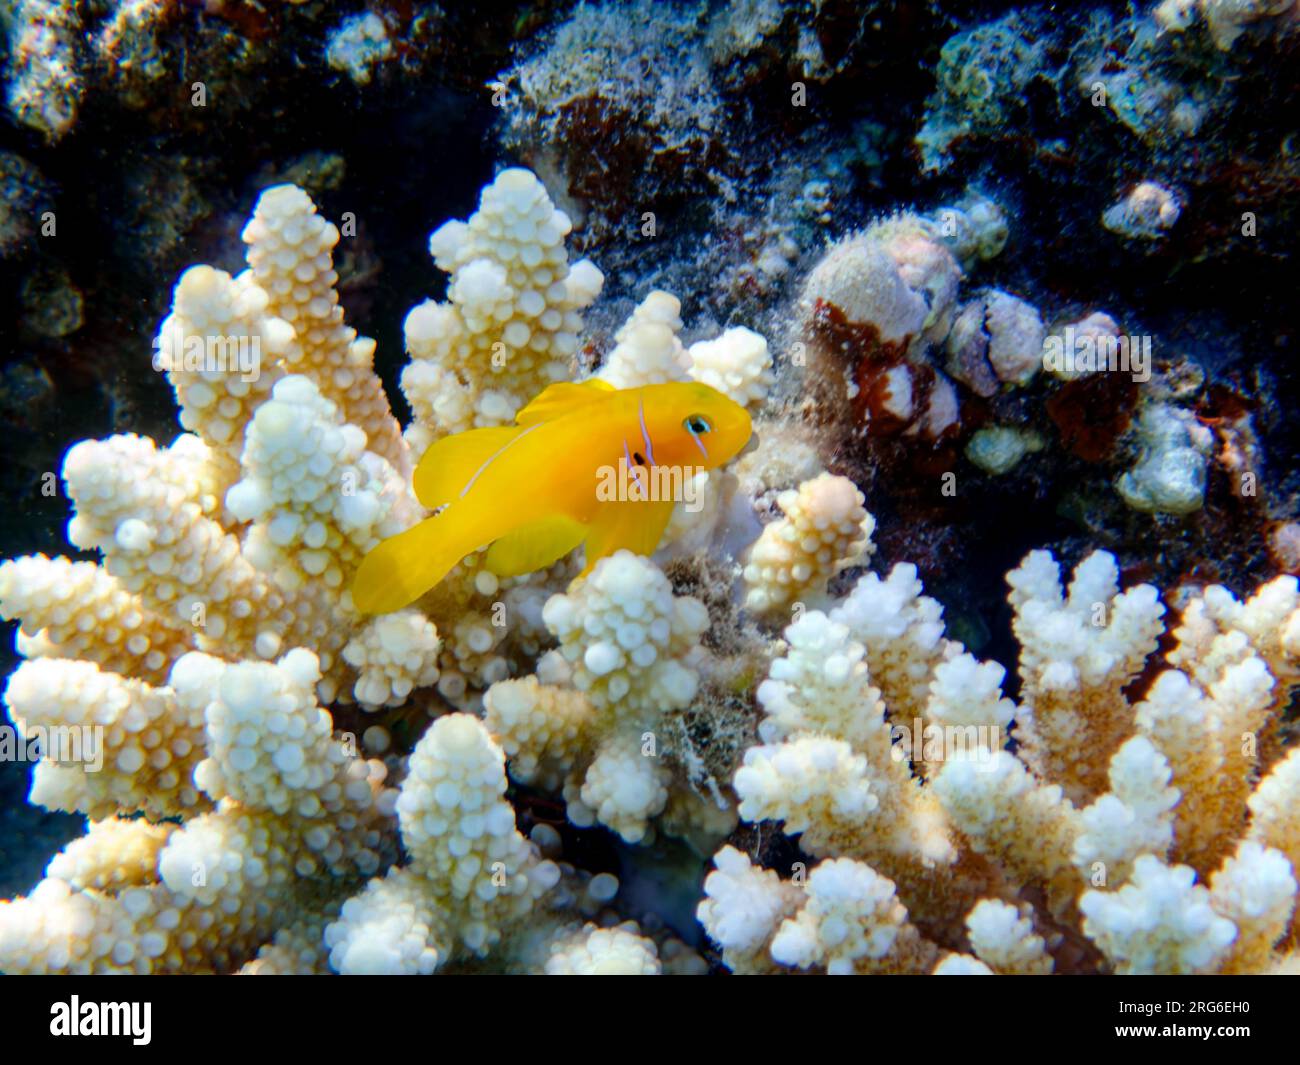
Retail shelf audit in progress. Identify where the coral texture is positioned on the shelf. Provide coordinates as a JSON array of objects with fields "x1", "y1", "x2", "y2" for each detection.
[
  {"x1": 2, "y1": 163, "x2": 1297, "y2": 981},
  {"x1": 699, "y1": 552, "x2": 1300, "y2": 974}
]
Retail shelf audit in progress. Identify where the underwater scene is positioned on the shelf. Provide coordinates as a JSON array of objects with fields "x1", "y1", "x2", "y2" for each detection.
[{"x1": 0, "y1": 0, "x2": 1298, "y2": 983}]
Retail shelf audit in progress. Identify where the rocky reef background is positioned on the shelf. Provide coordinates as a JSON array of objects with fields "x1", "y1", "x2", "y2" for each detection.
[{"x1": 1, "y1": 0, "x2": 1298, "y2": 933}]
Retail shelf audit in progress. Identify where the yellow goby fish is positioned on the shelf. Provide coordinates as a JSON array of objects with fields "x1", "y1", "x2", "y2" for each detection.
[{"x1": 351, "y1": 379, "x2": 753, "y2": 614}]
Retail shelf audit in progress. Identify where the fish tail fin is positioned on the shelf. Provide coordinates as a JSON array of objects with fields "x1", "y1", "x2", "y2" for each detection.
[{"x1": 351, "y1": 517, "x2": 465, "y2": 615}]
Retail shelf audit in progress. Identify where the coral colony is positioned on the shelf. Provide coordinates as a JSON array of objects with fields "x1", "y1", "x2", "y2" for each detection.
[{"x1": 0, "y1": 0, "x2": 1298, "y2": 979}]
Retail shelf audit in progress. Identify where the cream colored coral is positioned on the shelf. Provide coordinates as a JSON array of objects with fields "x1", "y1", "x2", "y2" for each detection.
[
  {"x1": 932, "y1": 750, "x2": 1080, "y2": 912},
  {"x1": 1134, "y1": 661, "x2": 1275, "y2": 872},
  {"x1": 0, "y1": 776, "x2": 387, "y2": 975},
  {"x1": 964, "y1": 900, "x2": 1053, "y2": 974},
  {"x1": 399, "y1": 167, "x2": 602, "y2": 442},
  {"x1": 1209, "y1": 841, "x2": 1296, "y2": 973},
  {"x1": 527, "y1": 553, "x2": 711, "y2": 841},
  {"x1": 325, "y1": 866, "x2": 447, "y2": 975},
  {"x1": 0, "y1": 875, "x2": 144, "y2": 974},
  {"x1": 770, "y1": 858, "x2": 936, "y2": 974},
  {"x1": 596, "y1": 291, "x2": 691, "y2": 388},
  {"x1": 341, "y1": 609, "x2": 441, "y2": 709},
  {"x1": 4, "y1": 657, "x2": 207, "y2": 820},
  {"x1": 831, "y1": 563, "x2": 958, "y2": 725},
  {"x1": 711, "y1": 532, "x2": 1300, "y2": 974},
  {"x1": 325, "y1": 716, "x2": 560, "y2": 974},
  {"x1": 933, "y1": 953, "x2": 994, "y2": 974},
  {"x1": 439, "y1": 606, "x2": 511, "y2": 699},
  {"x1": 176, "y1": 651, "x2": 391, "y2": 874},
  {"x1": 484, "y1": 676, "x2": 597, "y2": 790},
  {"x1": 687, "y1": 326, "x2": 774, "y2": 409},
  {"x1": 756, "y1": 612, "x2": 883, "y2": 747},
  {"x1": 153, "y1": 799, "x2": 383, "y2": 970},
  {"x1": 226, "y1": 375, "x2": 417, "y2": 595},
  {"x1": 542, "y1": 550, "x2": 708, "y2": 722},
  {"x1": 544, "y1": 922, "x2": 661, "y2": 975},
  {"x1": 1247, "y1": 747, "x2": 1300, "y2": 879},
  {"x1": 743, "y1": 473, "x2": 875, "y2": 617},
  {"x1": 400, "y1": 302, "x2": 474, "y2": 455},
  {"x1": 61, "y1": 432, "x2": 355, "y2": 690},
  {"x1": 926, "y1": 653, "x2": 1015, "y2": 736},
  {"x1": 735, "y1": 734, "x2": 878, "y2": 847},
  {"x1": 701, "y1": 847, "x2": 940, "y2": 975},
  {"x1": 237, "y1": 910, "x2": 333, "y2": 975},
  {"x1": 566, "y1": 730, "x2": 672, "y2": 843},
  {"x1": 46, "y1": 819, "x2": 176, "y2": 893},
  {"x1": 0, "y1": 555, "x2": 193, "y2": 686},
  {"x1": 63, "y1": 435, "x2": 274, "y2": 648},
  {"x1": 1007, "y1": 549, "x2": 1165, "y2": 802},
  {"x1": 5, "y1": 163, "x2": 1300, "y2": 980},
  {"x1": 740, "y1": 607, "x2": 970, "y2": 928},
  {"x1": 153, "y1": 264, "x2": 291, "y2": 474},
  {"x1": 1169, "y1": 575, "x2": 1300, "y2": 696},
  {"x1": 1072, "y1": 735, "x2": 1178, "y2": 885},
  {"x1": 1079, "y1": 856, "x2": 1235, "y2": 974},
  {"x1": 697, "y1": 846, "x2": 804, "y2": 974},
  {"x1": 242, "y1": 184, "x2": 407, "y2": 474},
  {"x1": 388, "y1": 714, "x2": 556, "y2": 956}
]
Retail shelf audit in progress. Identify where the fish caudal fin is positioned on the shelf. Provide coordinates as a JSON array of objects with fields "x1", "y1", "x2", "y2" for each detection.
[{"x1": 351, "y1": 517, "x2": 464, "y2": 614}]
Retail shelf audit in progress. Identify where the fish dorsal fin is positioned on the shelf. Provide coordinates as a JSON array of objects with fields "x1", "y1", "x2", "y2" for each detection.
[
  {"x1": 515, "y1": 379, "x2": 615, "y2": 426},
  {"x1": 413, "y1": 425, "x2": 526, "y2": 508}
]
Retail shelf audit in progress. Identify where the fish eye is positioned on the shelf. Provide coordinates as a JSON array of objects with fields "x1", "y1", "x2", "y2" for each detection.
[{"x1": 684, "y1": 414, "x2": 712, "y2": 434}]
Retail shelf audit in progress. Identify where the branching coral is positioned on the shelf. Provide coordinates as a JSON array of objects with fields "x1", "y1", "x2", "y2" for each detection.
[
  {"x1": 701, "y1": 551, "x2": 1300, "y2": 974},
  {"x1": 1, "y1": 164, "x2": 1296, "y2": 980},
  {"x1": 742, "y1": 473, "x2": 875, "y2": 617},
  {"x1": 486, "y1": 550, "x2": 719, "y2": 844},
  {"x1": 324, "y1": 714, "x2": 559, "y2": 973},
  {"x1": 399, "y1": 168, "x2": 604, "y2": 448},
  {"x1": 0, "y1": 168, "x2": 779, "y2": 974},
  {"x1": 0, "y1": 648, "x2": 394, "y2": 973}
]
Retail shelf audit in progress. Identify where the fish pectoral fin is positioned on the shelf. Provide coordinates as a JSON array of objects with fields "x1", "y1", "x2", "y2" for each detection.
[
  {"x1": 579, "y1": 498, "x2": 676, "y2": 576},
  {"x1": 515, "y1": 379, "x2": 615, "y2": 426},
  {"x1": 351, "y1": 517, "x2": 461, "y2": 614},
  {"x1": 413, "y1": 426, "x2": 525, "y2": 508},
  {"x1": 484, "y1": 514, "x2": 588, "y2": 578}
]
